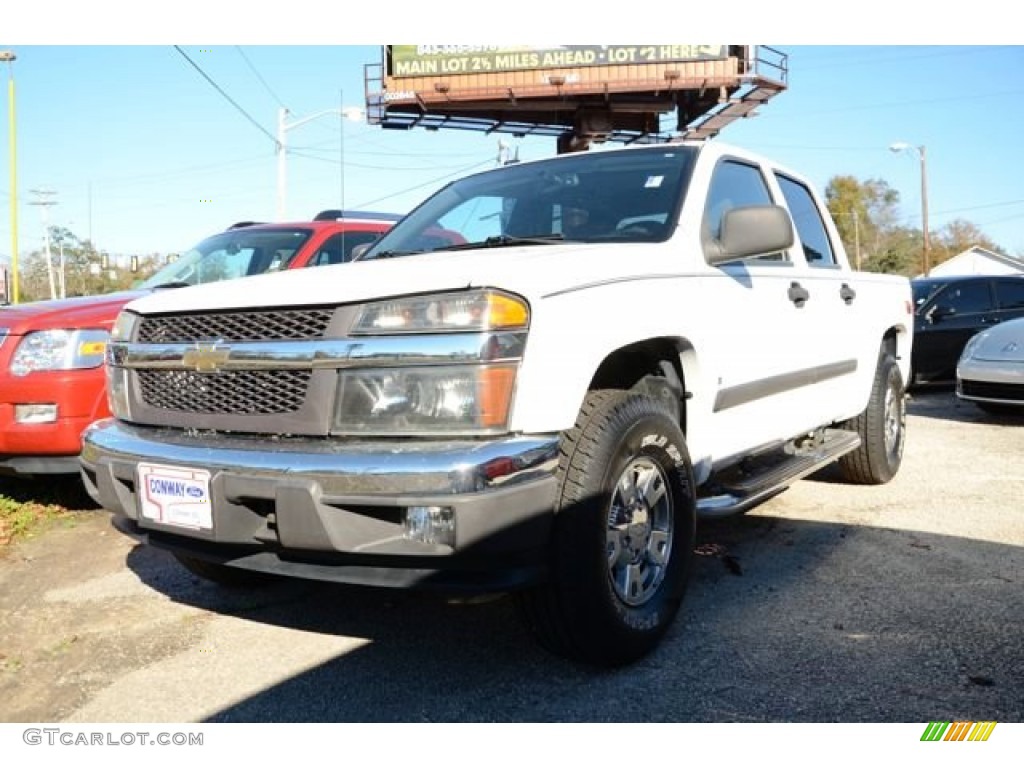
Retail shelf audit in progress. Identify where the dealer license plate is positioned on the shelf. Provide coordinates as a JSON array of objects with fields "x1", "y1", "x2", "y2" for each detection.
[{"x1": 137, "y1": 463, "x2": 213, "y2": 531}]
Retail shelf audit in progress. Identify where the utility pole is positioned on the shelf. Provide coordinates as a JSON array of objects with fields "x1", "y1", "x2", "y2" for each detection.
[
  {"x1": 919, "y1": 145, "x2": 930, "y2": 276},
  {"x1": 852, "y1": 209, "x2": 861, "y2": 270},
  {"x1": 29, "y1": 188, "x2": 58, "y2": 300},
  {"x1": 277, "y1": 105, "x2": 365, "y2": 220},
  {"x1": 1, "y1": 50, "x2": 18, "y2": 304},
  {"x1": 889, "y1": 142, "x2": 930, "y2": 276},
  {"x1": 58, "y1": 236, "x2": 65, "y2": 298}
]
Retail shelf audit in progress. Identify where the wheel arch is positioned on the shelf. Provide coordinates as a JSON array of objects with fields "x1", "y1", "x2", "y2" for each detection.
[
  {"x1": 882, "y1": 323, "x2": 913, "y2": 385},
  {"x1": 587, "y1": 336, "x2": 698, "y2": 433}
]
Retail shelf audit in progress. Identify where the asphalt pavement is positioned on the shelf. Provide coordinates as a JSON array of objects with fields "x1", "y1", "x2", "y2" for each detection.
[{"x1": 0, "y1": 386, "x2": 1021, "y2": 723}]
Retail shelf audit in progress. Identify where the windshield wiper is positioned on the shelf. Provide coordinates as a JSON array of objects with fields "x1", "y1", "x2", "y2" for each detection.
[
  {"x1": 150, "y1": 281, "x2": 192, "y2": 290},
  {"x1": 368, "y1": 249, "x2": 425, "y2": 260},
  {"x1": 432, "y1": 234, "x2": 566, "y2": 252}
]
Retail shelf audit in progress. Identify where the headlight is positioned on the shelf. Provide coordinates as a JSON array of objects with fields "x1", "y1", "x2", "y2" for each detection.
[
  {"x1": 334, "y1": 364, "x2": 517, "y2": 435},
  {"x1": 10, "y1": 329, "x2": 110, "y2": 377},
  {"x1": 959, "y1": 331, "x2": 987, "y2": 363},
  {"x1": 352, "y1": 289, "x2": 529, "y2": 335},
  {"x1": 341, "y1": 290, "x2": 528, "y2": 434}
]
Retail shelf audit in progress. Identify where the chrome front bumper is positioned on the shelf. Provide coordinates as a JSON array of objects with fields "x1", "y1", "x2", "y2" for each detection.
[{"x1": 81, "y1": 419, "x2": 560, "y2": 589}]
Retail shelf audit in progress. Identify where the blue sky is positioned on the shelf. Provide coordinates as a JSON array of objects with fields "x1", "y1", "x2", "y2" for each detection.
[{"x1": 1, "y1": 38, "x2": 1022, "y2": 267}]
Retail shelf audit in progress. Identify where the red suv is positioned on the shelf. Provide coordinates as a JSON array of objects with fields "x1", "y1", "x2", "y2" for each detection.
[{"x1": 0, "y1": 212, "x2": 401, "y2": 476}]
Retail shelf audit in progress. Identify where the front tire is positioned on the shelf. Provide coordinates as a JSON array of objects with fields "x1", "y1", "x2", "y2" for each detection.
[
  {"x1": 518, "y1": 390, "x2": 696, "y2": 667},
  {"x1": 838, "y1": 351, "x2": 906, "y2": 484}
]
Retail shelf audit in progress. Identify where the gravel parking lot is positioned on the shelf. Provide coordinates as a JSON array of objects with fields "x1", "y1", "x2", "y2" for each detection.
[{"x1": 0, "y1": 386, "x2": 1021, "y2": 723}]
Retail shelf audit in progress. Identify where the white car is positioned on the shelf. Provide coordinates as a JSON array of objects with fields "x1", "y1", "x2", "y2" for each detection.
[{"x1": 956, "y1": 316, "x2": 1024, "y2": 413}]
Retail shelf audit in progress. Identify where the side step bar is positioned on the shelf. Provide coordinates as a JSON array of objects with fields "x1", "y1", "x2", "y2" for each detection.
[{"x1": 696, "y1": 428, "x2": 861, "y2": 519}]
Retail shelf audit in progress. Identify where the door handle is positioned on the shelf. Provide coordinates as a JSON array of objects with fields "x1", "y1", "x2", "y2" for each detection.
[
  {"x1": 788, "y1": 281, "x2": 810, "y2": 307},
  {"x1": 840, "y1": 283, "x2": 857, "y2": 305}
]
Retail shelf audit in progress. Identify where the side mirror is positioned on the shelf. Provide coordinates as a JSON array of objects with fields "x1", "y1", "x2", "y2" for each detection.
[
  {"x1": 927, "y1": 304, "x2": 955, "y2": 323},
  {"x1": 706, "y1": 205, "x2": 795, "y2": 266}
]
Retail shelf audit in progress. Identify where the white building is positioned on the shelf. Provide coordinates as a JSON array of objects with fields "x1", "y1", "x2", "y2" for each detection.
[{"x1": 928, "y1": 246, "x2": 1024, "y2": 277}]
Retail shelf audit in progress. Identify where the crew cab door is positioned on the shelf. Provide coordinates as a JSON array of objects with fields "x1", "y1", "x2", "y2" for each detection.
[
  {"x1": 771, "y1": 171, "x2": 865, "y2": 421},
  {"x1": 698, "y1": 158, "x2": 827, "y2": 459}
]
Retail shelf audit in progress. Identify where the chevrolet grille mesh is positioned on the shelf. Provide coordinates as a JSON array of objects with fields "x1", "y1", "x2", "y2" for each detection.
[
  {"x1": 138, "y1": 369, "x2": 311, "y2": 414},
  {"x1": 137, "y1": 308, "x2": 335, "y2": 343}
]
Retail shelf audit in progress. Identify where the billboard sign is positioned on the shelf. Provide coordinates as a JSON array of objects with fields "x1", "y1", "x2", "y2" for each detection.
[{"x1": 388, "y1": 45, "x2": 730, "y2": 77}]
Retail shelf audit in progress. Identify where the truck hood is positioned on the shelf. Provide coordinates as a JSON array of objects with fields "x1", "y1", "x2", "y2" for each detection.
[
  {"x1": 0, "y1": 290, "x2": 148, "y2": 335},
  {"x1": 124, "y1": 242, "x2": 669, "y2": 315}
]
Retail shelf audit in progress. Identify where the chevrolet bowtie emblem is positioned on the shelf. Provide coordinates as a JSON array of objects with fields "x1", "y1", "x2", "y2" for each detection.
[{"x1": 183, "y1": 343, "x2": 231, "y2": 373}]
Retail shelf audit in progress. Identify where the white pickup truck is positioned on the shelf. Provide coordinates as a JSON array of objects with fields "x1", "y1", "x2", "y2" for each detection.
[{"x1": 82, "y1": 141, "x2": 914, "y2": 666}]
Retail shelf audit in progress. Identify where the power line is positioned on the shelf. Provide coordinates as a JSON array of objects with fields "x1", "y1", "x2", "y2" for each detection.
[
  {"x1": 85, "y1": 153, "x2": 271, "y2": 189},
  {"x1": 235, "y1": 46, "x2": 288, "y2": 111},
  {"x1": 797, "y1": 45, "x2": 1018, "y2": 70},
  {"x1": 933, "y1": 199, "x2": 1024, "y2": 217},
  {"x1": 173, "y1": 45, "x2": 277, "y2": 146},
  {"x1": 288, "y1": 147, "x2": 486, "y2": 172},
  {"x1": 764, "y1": 88, "x2": 1024, "y2": 120},
  {"x1": 290, "y1": 139, "x2": 485, "y2": 160},
  {"x1": 353, "y1": 159, "x2": 494, "y2": 208}
]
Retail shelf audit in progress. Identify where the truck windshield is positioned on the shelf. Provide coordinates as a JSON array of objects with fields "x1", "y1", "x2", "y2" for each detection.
[
  {"x1": 137, "y1": 228, "x2": 313, "y2": 289},
  {"x1": 362, "y1": 146, "x2": 697, "y2": 260}
]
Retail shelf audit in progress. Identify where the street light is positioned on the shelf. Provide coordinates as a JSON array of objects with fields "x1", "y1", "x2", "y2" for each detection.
[
  {"x1": 1, "y1": 50, "x2": 18, "y2": 303},
  {"x1": 276, "y1": 104, "x2": 365, "y2": 220},
  {"x1": 889, "y1": 141, "x2": 930, "y2": 276}
]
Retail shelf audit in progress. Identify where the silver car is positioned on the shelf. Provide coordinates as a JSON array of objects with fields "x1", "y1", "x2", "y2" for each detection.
[{"x1": 956, "y1": 316, "x2": 1024, "y2": 414}]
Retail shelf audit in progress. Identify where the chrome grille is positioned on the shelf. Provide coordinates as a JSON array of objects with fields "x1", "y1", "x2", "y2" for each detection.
[
  {"x1": 137, "y1": 369, "x2": 312, "y2": 414},
  {"x1": 138, "y1": 308, "x2": 335, "y2": 343}
]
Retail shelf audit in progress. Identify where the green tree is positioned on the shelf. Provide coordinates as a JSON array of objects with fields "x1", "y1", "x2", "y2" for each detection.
[
  {"x1": 929, "y1": 218, "x2": 1006, "y2": 269},
  {"x1": 16, "y1": 227, "x2": 168, "y2": 302},
  {"x1": 862, "y1": 226, "x2": 919, "y2": 276},
  {"x1": 825, "y1": 175, "x2": 911, "y2": 273}
]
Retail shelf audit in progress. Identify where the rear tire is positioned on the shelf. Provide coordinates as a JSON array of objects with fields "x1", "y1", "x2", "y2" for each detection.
[
  {"x1": 838, "y1": 351, "x2": 906, "y2": 484},
  {"x1": 173, "y1": 553, "x2": 279, "y2": 588},
  {"x1": 518, "y1": 390, "x2": 696, "y2": 667}
]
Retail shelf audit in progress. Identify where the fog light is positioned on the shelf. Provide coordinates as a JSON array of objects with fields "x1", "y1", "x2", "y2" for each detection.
[
  {"x1": 404, "y1": 506, "x2": 455, "y2": 546},
  {"x1": 15, "y1": 404, "x2": 58, "y2": 424}
]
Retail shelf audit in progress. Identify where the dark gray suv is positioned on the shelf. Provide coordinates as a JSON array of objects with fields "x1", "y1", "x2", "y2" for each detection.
[{"x1": 911, "y1": 274, "x2": 1024, "y2": 383}]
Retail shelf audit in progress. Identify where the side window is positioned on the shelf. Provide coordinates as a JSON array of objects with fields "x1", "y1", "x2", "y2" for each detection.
[
  {"x1": 994, "y1": 279, "x2": 1024, "y2": 310},
  {"x1": 308, "y1": 232, "x2": 383, "y2": 267},
  {"x1": 775, "y1": 174, "x2": 836, "y2": 267},
  {"x1": 938, "y1": 282, "x2": 992, "y2": 315},
  {"x1": 703, "y1": 159, "x2": 782, "y2": 262}
]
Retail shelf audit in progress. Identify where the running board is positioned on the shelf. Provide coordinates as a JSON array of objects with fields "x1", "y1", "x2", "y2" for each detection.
[{"x1": 696, "y1": 429, "x2": 861, "y2": 519}]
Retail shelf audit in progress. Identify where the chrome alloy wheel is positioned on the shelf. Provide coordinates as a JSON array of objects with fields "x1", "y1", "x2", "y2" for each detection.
[
  {"x1": 884, "y1": 366, "x2": 906, "y2": 459},
  {"x1": 606, "y1": 457, "x2": 674, "y2": 606}
]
